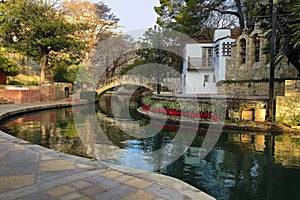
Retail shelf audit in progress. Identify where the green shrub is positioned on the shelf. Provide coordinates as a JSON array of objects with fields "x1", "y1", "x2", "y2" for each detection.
[
  {"x1": 80, "y1": 90, "x2": 96, "y2": 102},
  {"x1": 7, "y1": 80, "x2": 23, "y2": 85},
  {"x1": 292, "y1": 115, "x2": 300, "y2": 126}
]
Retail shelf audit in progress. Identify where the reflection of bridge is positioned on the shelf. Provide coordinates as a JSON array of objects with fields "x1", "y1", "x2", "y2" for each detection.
[{"x1": 96, "y1": 75, "x2": 156, "y2": 94}]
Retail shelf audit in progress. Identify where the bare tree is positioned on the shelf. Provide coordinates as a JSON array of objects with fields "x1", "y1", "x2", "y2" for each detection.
[{"x1": 90, "y1": 34, "x2": 137, "y2": 82}]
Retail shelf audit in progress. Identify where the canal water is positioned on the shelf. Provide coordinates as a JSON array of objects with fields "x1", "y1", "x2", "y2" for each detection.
[{"x1": 1, "y1": 94, "x2": 300, "y2": 200}]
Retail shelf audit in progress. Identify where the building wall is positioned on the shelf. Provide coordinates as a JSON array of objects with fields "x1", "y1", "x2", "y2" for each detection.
[
  {"x1": 185, "y1": 70, "x2": 217, "y2": 94},
  {"x1": 217, "y1": 81, "x2": 285, "y2": 96},
  {"x1": 214, "y1": 38, "x2": 235, "y2": 82},
  {"x1": 226, "y1": 29, "x2": 298, "y2": 81}
]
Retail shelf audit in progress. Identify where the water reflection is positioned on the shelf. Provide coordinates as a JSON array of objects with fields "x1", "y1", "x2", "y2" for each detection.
[{"x1": 1, "y1": 94, "x2": 300, "y2": 200}]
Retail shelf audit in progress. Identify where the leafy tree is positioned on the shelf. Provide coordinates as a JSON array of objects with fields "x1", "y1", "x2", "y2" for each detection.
[
  {"x1": 137, "y1": 26, "x2": 185, "y2": 73},
  {"x1": 0, "y1": 0, "x2": 87, "y2": 84},
  {"x1": 246, "y1": 0, "x2": 300, "y2": 75},
  {"x1": 0, "y1": 55, "x2": 18, "y2": 76},
  {"x1": 61, "y1": 0, "x2": 119, "y2": 62},
  {"x1": 292, "y1": 1, "x2": 300, "y2": 47},
  {"x1": 155, "y1": 0, "x2": 246, "y2": 36}
]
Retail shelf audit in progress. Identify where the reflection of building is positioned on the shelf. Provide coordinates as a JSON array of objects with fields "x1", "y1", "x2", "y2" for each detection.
[
  {"x1": 274, "y1": 134, "x2": 300, "y2": 167},
  {"x1": 227, "y1": 133, "x2": 266, "y2": 152}
]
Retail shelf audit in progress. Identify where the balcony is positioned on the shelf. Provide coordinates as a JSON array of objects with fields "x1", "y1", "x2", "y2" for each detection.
[{"x1": 187, "y1": 57, "x2": 214, "y2": 70}]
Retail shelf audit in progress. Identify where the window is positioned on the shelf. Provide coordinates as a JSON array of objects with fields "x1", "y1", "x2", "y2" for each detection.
[
  {"x1": 253, "y1": 34, "x2": 260, "y2": 62},
  {"x1": 240, "y1": 39, "x2": 246, "y2": 64},
  {"x1": 222, "y1": 42, "x2": 232, "y2": 56},
  {"x1": 202, "y1": 47, "x2": 213, "y2": 68}
]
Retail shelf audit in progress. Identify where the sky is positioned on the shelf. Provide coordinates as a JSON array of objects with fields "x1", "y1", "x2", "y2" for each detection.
[{"x1": 92, "y1": 0, "x2": 161, "y2": 33}]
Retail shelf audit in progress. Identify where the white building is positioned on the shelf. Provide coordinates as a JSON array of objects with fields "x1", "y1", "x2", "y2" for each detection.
[{"x1": 182, "y1": 29, "x2": 238, "y2": 94}]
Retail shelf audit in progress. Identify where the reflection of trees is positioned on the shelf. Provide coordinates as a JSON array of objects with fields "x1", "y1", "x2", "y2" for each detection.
[
  {"x1": 163, "y1": 132, "x2": 300, "y2": 200},
  {"x1": 1, "y1": 109, "x2": 90, "y2": 158}
]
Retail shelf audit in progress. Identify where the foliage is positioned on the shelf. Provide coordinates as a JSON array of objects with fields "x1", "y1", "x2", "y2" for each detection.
[
  {"x1": 80, "y1": 90, "x2": 96, "y2": 102},
  {"x1": 120, "y1": 59, "x2": 147, "y2": 75},
  {"x1": 0, "y1": 55, "x2": 18, "y2": 76},
  {"x1": 137, "y1": 26, "x2": 185, "y2": 73},
  {"x1": 292, "y1": 1, "x2": 300, "y2": 48},
  {"x1": 142, "y1": 96, "x2": 226, "y2": 119},
  {"x1": 246, "y1": 0, "x2": 300, "y2": 75},
  {"x1": 292, "y1": 114, "x2": 300, "y2": 126},
  {"x1": 227, "y1": 90, "x2": 246, "y2": 112},
  {"x1": 52, "y1": 53, "x2": 81, "y2": 82},
  {"x1": 74, "y1": 64, "x2": 97, "y2": 84},
  {"x1": 7, "y1": 80, "x2": 23, "y2": 85},
  {"x1": 61, "y1": 0, "x2": 118, "y2": 51},
  {"x1": 155, "y1": 0, "x2": 245, "y2": 36},
  {"x1": 0, "y1": 0, "x2": 88, "y2": 83}
]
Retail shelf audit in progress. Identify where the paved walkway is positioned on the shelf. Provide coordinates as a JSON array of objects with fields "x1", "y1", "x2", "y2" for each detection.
[{"x1": 0, "y1": 99, "x2": 214, "y2": 200}]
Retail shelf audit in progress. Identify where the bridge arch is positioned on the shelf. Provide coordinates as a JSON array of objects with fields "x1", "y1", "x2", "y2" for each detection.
[{"x1": 96, "y1": 75, "x2": 156, "y2": 95}]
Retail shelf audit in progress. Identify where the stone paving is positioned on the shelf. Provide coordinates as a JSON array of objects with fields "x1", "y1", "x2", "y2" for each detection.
[{"x1": 0, "y1": 99, "x2": 215, "y2": 200}]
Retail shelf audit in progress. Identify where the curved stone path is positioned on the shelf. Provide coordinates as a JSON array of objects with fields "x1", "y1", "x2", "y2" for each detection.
[{"x1": 0, "y1": 99, "x2": 214, "y2": 200}]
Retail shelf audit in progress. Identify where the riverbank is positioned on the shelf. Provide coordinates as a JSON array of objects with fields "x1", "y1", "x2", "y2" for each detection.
[
  {"x1": 137, "y1": 107, "x2": 297, "y2": 133},
  {"x1": 0, "y1": 98, "x2": 214, "y2": 200}
]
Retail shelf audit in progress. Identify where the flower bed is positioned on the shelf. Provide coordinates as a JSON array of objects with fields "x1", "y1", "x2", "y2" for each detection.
[
  {"x1": 142, "y1": 105, "x2": 220, "y2": 121},
  {"x1": 141, "y1": 96, "x2": 225, "y2": 121}
]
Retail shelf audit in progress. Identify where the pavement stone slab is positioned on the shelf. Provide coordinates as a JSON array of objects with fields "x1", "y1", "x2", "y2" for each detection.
[
  {"x1": 101, "y1": 170, "x2": 124, "y2": 178},
  {"x1": 2, "y1": 149, "x2": 39, "y2": 165},
  {"x1": 0, "y1": 174, "x2": 35, "y2": 190},
  {"x1": 86, "y1": 175, "x2": 121, "y2": 190},
  {"x1": 145, "y1": 184, "x2": 187, "y2": 200},
  {"x1": 56, "y1": 191, "x2": 84, "y2": 200},
  {"x1": 44, "y1": 185, "x2": 77, "y2": 198},
  {"x1": 79, "y1": 185, "x2": 106, "y2": 197},
  {"x1": 21, "y1": 192, "x2": 52, "y2": 200},
  {"x1": 70, "y1": 180, "x2": 93, "y2": 189},
  {"x1": 39, "y1": 159, "x2": 77, "y2": 172},
  {"x1": 113, "y1": 174, "x2": 134, "y2": 182},
  {"x1": 94, "y1": 184, "x2": 137, "y2": 200},
  {"x1": 124, "y1": 177, "x2": 153, "y2": 189},
  {"x1": 122, "y1": 190, "x2": 158, "y2": 200}
]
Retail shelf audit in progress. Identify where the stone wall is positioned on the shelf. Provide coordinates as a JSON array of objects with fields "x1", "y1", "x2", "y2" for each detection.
[
  {"x1": 225, "y1": 29, "x2": 298, "y2": 82},
  {"x1": 275, "y1": 80, "x2": 300, "y2": 125},
  {"x1": 284, "y1": 80, "x2": 300, "y2": 96},
  {"x1": 217, "y1": 81, "x2": 285, "y2": 96},
  {"x1": 276, "y1": 96, "x2": 300, "y2": 125},
  {"x1": 41, "y1": 85, "x2": 57, "y2": 102},
  {"x1": 0, "y1": 85, "x2": 65, "y2": 103},
  {"x1": 0, "y1": 89, "x2": 41, "y2": 104}
]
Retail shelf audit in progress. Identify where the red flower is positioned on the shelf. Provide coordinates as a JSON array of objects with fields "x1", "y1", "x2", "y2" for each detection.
[{"x1": 142, "y1": 105, "x2": 150, "y2": 111}]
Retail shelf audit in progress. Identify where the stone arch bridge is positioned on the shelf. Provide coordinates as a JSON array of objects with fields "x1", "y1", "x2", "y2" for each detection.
[{"x1": 96, "y1": 75, "x2": 157, "y2": 95}]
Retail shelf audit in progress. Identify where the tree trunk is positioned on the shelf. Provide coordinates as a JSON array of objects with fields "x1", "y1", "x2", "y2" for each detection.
[
  {"x1": 39, "y1": 50, "x2": 47, "y2": 84},
  {"x1": 235, "y1": 0, "x2": 245, "y2": 32}
]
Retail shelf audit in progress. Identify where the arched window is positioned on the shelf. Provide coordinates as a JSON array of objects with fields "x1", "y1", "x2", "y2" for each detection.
[
  {"x1": 240, "y1": 39, "x2": 246, "y2": 64},
  {"x1": 253, "y1": 34, "x2": 260, "y2": 62}
]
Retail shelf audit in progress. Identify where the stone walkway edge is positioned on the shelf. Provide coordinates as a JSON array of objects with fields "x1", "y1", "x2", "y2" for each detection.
[{"x1": 0, "y1": 99, "x2": 215, "y2": 200}]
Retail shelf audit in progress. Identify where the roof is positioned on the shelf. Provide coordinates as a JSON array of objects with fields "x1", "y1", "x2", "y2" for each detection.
[{"x1": 190, "y1": 28, "x2": 240, "y2": 44}]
